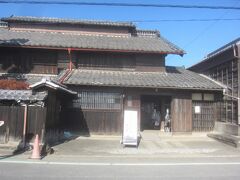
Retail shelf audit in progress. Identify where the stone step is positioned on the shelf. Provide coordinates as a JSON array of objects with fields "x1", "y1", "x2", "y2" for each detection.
[{"x1": 207, "y1": 133, "x2": 240, "y2": 148}]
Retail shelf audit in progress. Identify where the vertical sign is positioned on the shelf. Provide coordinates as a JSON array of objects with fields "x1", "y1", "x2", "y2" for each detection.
[
  {"x1": 122, "y1": 110, "x2": 138, "y2": 147},
  {"x1": 195, "y1": 106, "x2": 201, "y2": 114},
  {"x1": 0, "y1": 121, "x2": 4, "y2": 127}
]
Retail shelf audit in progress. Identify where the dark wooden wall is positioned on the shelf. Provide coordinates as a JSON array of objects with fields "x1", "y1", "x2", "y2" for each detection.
[
  {"x1": 171, "y1": 93, "x2": 192, "y2": 133},
  {"x1": 135, "y1": 54, "x2": 165, "y2": 72},
  {"x1": 57, "y1": 51, "x2": 165, "y2": 72},
  {"x1": 27, "y1": 106, "x2": 47, "y2": 140},
  {"x1": 0, "y1": 47, "x2": 58, "y2": 74},
  {"x1": 77, "y1": 52, "x2": 136, "y2": 70},
  {"x1": 0, "y1": 105, "x2": 46, "y2": 143},
  {"x1": 0, "y1": 106, "x2": 24, "y2": 143},
  {"x1": 60, "y1": 109, "x2": 122, "y2": 135},
  {"x1": 61, "y1": 86, "x2": 221, "y2": 134},
  {"x1": 60, "y1": 87, "x2": 123, "y2": 135},
  {"x1": 0, "y1": 47, "x2": 166, "y2": 75},
  {"x1": 45, "y1": 91, "x2": 61, "y2": 129}
]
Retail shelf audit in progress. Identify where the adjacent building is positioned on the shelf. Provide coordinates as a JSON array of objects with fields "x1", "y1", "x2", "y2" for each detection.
[{"x1": 189, "y1": 38, "x2": 240, "y2": 136}]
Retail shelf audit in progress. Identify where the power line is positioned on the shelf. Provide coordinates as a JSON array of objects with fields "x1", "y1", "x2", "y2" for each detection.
[
  {"x1": 1, "y1": 1, "x2": 240, "y2": 10},
  {"x1": 183, "y1": 1, "x2": 239, "y2": 49}
]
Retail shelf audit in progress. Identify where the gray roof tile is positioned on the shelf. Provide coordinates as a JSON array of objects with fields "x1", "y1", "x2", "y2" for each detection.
[
  {"x1": 0, "y1": 90, "x2": 47, "y2": 101},
  {"x1": 0, "y1": 73, "x2": 57, "y2": 85},
  {"x1": 63, "y1": 67, "x2": 223, "y2": 90},
  {"x1": 0, "y1": 29, "x2": 184, "y2": 54}
]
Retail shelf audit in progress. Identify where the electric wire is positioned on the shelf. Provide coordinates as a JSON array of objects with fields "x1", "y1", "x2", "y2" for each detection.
[{"x1": 0, "y1": 1, "x2": 240, "y2": 10}]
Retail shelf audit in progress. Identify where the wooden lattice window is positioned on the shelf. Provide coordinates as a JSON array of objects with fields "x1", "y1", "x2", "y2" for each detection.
[{"x1": 72, "y1": 91, "x2": 121, "y2": 110}]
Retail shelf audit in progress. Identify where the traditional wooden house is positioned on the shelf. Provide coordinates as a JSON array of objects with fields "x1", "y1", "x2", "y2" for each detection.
[
  {"x1": 189, "y1": 38, "x2": 240, "y2": 137},
  {"x1": 0, "y1": 16, "x2": 224, "y2": 139}
]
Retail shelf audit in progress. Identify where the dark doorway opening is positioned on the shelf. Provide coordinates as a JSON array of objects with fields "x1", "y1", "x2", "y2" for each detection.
[{"x1": 140, "y1": 95, "x2": 171, "y2": 131}]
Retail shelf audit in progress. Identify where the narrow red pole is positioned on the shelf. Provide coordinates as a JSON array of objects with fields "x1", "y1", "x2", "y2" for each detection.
[
  {"x1": 23, "y1": 104, "x2": 28, "y2": 148},
  {"x1": 68, "y1": 48, "x2": 72, "y2": 70}
]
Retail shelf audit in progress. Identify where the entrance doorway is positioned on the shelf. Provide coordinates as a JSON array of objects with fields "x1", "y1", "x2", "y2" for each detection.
[{"x1": 140, "y1": 95, "x2": 171, "y2": 131}]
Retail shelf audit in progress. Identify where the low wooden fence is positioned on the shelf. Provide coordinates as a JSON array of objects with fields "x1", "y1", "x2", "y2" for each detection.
[
  {"x1": 0, "y1": 105, "x2": 46, "y2": 144},
  {"x1": 192, "y1": 101, "x2": 216, "y2": 132}
]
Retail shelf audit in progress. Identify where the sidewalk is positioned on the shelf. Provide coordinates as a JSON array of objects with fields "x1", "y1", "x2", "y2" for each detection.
[{"x1": 0, "y1": 134, "x2": 240, "y2": 163}]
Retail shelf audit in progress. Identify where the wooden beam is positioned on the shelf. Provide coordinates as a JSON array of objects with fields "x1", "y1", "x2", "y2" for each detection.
[{"x1": 238, "y1": 56, "x2": 240, "y2": 124}]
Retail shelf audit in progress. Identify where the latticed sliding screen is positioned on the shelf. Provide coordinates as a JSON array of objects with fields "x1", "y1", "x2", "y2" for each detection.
[{"x1": 72, "y1": 91, "x2": 121, "y2": 110}]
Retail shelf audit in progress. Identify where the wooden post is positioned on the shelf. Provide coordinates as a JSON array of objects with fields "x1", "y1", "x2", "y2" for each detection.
[
  {"x1": 238, "y1": 99, "x2": 240, "y2": 125},
  {"x1": 238, "y1": 55, "x2": 240, "y2": 125},
  {"x1": 22, "y1": 104, "x2": 28, "y2": 148},
  {"x1": 5, "y1": 126, "x2": 9, "y2": 143}
]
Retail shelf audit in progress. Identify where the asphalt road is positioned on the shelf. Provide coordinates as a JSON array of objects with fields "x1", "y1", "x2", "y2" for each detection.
[{"x1": 0, "y1": 160, "x2": 240, "y2": 180}]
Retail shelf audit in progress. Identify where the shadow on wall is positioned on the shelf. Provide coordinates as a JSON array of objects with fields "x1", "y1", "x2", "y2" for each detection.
[
  {"x1": 166, "y1": 66, "x2": 182, "y2": 74},
  {"x1": 59, "y1": 108, "x2": 90, "y2": 136},
  {"x1": 0, "y1": 38, "x2": 33, "y2": 74}
]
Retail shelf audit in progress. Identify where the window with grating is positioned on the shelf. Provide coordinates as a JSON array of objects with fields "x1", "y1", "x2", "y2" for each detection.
[{"x1": 72, "y1": 91, "x2": 121, "y2": 110}]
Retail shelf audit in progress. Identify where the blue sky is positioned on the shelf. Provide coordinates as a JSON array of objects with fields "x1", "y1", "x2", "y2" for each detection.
[{"x1": 0, "y1": 0, "x2": 239, "y2": 67}]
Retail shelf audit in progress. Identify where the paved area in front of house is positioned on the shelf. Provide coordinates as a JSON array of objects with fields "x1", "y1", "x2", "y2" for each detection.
[
  {"x1": 0, "y1": 133, "x2": 240, "y2": 163},
  {"x1": 53, "y1": 136, "x2": 238, "y2": 156}
]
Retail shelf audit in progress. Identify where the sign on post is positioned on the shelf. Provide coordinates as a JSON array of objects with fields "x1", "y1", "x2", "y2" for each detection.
[{"x1": 122, "y1": 110, "x2": 138, "y2": 147}]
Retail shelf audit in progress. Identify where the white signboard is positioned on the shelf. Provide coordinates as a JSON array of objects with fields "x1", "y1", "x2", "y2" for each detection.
[
  {"x1": 0, "y1": 121, "x2": 4, "y2": 127},
  {"x1": 122, "y1": 110, "x2": 138, "y2": 147},
  {"x1": 195, "y1": 106, "x2": 201, "y2": 114}
]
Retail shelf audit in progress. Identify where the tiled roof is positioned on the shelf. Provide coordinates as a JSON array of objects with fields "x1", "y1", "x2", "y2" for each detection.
[
  {"x1": 0, "y1": 28, "x2": 184, "y2": 54},
  {"x1": 63, "y1": 67, "x2": 223, "y2": 90},
  {"x1": 30, "y1": 78, "x2": 77, "y2": 95},
  {"x1": 0, "y1": 73, "x2": 57, "y2": 85},
  {"x1": 207, "y1": 37, "x2": 240, "y2": 58},
  {"x1": 1, "y1": 16, "x2": 135, "y2": 28},
  {"x1": 0, "y1": 20, "x2": 7, "y2": 28},
  {"x1": 0, "y1": 90, "x2": 47, "y2": 101},
  {"x1": 188, "y1": 37, "x2": 240, "y2": 70}
]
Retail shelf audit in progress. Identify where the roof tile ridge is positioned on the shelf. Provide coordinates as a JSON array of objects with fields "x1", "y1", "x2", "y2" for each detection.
[
  {"x1": 77, "y1": 69, "x2": 167, "y2": 75},
  {"x1": 2, "y1": 16, "x2": 135, "y2": 28},
  {"x1": 8, "y1": 28, "x2": 132, "y2": 38},
  {"x1": 199, "y1": 74, "x2": 226, "y2": 89}
]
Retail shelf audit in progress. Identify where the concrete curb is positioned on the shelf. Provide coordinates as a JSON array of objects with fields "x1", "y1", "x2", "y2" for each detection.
[{"x1": 207, "y1": 133, "x2": 240, "y2": 148}]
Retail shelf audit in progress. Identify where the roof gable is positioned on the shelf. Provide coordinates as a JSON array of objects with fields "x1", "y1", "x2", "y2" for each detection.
[
  {"x1": 0, "y1": 28, "x2": 185, "y2": 55},
  {"x1": 0, "y1": 16, "x2": 185, "y2": 55}
]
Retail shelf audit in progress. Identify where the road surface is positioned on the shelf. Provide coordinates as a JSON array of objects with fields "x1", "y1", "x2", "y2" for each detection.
[{"x1": 0, "y1": 158, "x2": 240, "y2": 179}]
